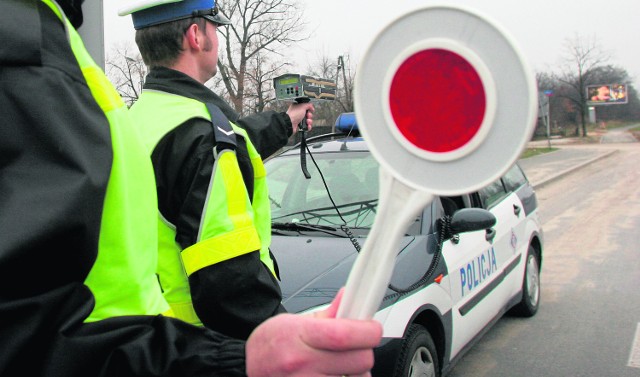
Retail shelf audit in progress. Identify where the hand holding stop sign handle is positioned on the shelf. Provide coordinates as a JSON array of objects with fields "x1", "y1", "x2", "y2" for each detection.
[{"x1": 336, "y1": 5, "x2": 538, "y2": 320}]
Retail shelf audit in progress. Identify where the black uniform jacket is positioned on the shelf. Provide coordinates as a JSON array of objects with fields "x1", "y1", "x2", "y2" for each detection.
[
  {"x1": 0, "y1": 1, "x2": 246, "y2": 376},
  {"x1": 142, "y1": 68, "x2": 290, "y2": 340}
]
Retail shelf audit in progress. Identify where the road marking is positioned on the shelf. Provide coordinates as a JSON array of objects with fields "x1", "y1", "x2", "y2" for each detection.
[{"x1": 629, "y1": 323, "x2": 640, "y2": 368}]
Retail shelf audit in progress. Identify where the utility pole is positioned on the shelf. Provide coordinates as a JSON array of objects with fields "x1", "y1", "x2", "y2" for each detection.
[
  {"x1": 335, "y1": 55, "x2": 344, "y2": 133},
  {"x1": 77, "y1": 0, "x2": 105, "y2": 70},
  {"x1": 336, "y1": 55, "x2": 353, "y2": 113},
  {"x1": 541, "y1": 90, "x2": 553, "y2": 148}
]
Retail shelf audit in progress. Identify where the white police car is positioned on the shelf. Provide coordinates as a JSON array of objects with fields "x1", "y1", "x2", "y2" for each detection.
[{"x1": 266, "y1": 113, "x2": 544, "y2": 377}]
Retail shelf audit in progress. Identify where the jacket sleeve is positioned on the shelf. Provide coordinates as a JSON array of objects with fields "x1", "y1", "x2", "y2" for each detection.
[
  {"x1": 234, "y1": 111, "x2": 293, "y2": 159},
  {"x1": 191, "y1": 252, "x2": 287, "y2": 340}
]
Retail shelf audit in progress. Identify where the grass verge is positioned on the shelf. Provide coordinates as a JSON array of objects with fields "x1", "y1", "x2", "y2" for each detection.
[{"x1": 521, "y1": 147, "x2": 558, "y2": 159}]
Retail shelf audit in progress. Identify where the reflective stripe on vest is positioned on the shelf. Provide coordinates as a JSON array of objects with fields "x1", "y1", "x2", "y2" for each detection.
[
  {"x1": 43, "y1": 0, "x2": 172, "y2": 321},
  {"x1": 129, "y1": 90, "x2": 274, "y2": 325}
]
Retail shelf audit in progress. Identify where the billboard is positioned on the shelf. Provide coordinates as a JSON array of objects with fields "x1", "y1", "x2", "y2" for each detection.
[{"x1": 586, "y1": 83, "x2": 628, "y2": 105}]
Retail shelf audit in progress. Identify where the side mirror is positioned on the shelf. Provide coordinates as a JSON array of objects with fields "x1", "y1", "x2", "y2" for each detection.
[{"x1": 449, "y1": 208, "x2": 497, "y2": 235}]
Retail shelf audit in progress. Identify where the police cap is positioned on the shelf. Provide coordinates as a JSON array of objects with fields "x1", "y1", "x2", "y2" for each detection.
[{"x1": 119, "y1": 0, "x2": 231, "y2": 30}]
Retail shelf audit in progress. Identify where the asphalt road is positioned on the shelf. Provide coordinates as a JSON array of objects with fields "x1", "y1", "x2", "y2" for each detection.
[
  {"x1": 448, "y1": 141, "x2": 640, "y2": 377},
  {"x1": 518, "y1": 146, "x2": 616, "y2": 189}
]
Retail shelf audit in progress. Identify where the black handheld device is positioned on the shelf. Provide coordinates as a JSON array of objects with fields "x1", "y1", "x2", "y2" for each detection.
[{"x1": 273, "y1": 74, "x2": 337, "y2": 178}]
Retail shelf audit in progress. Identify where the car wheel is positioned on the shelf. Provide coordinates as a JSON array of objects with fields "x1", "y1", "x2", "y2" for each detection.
[
  {"x1": 393, "y1": 324, "x2": 440, "y2": 377},
  {"x1": 509, "y1": 245, "x2": 540, "y2": 317}
]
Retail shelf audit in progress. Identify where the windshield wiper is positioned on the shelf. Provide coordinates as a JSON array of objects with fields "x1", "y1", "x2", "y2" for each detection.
[
  {"x1": 272, "y1": 199, "x2": 379, "y2": 222},
  {"x1": 271, "y1": 222, "x2": 346, "y2": 237}
]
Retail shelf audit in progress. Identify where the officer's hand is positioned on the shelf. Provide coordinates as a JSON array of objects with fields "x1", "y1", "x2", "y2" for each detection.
[
  {"x1": 245, "y1": 288, "x2": 382, "y2": 377},
  {"x1": 287, "y1": 102, "x2": 314, "y2": 135}
]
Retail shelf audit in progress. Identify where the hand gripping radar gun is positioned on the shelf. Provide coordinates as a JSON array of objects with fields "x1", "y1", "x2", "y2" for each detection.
[
  {"x1": 273, "y1": 74, "x2": 336, "y2": 178},
  {"x1": 336, "y1": 5, "x2": 538, "y2": 320}
]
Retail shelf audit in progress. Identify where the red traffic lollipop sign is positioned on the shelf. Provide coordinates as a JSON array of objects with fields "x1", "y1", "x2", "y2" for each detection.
[
  {"x1": 337, "y1": 5, "x2": 537, "y2": 320},
  {"x1": 387, "y1": 42, "x2": 495, "y2": 161}
]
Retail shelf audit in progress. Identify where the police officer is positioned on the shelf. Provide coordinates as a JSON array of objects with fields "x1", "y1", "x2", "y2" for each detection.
[
  {"x1": 120, "y1": 0, "x2": 315, "y2": 340},
  {"x1": 0, "y1": 0, "x2": 245, "y2": 374},
  {"x1": 0, "y1": 0, "x2": 381, "y2": 376}
]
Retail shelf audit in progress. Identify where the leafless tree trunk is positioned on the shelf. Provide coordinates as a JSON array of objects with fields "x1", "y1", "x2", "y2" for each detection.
[{"x1": 554, "y1": 34, "x2": 611, "y2": 137}]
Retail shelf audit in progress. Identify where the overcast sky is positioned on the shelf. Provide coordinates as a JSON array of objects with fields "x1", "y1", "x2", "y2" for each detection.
[{"x1": 103, "y1": 0, "x2": 640, "y2": 89}]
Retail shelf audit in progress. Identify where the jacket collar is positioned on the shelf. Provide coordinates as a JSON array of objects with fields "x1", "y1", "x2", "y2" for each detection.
[{"x1": 143, "y1": 67, "x2": 240, "y2": 122}]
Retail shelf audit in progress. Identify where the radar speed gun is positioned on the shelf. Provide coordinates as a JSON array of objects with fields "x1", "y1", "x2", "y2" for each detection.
[{"x1": 273, "y1": 74, "x2": 337, "y2": 178}]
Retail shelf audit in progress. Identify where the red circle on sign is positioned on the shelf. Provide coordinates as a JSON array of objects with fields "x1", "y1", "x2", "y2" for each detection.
[{"x1": 389, "y1": 48, "x2": 486, "y2": 153}]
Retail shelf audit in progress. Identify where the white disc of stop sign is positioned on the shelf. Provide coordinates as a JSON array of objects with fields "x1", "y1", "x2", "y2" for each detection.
[{"x1": 354, "y1": 4, "x2": 537, "y2": 195}]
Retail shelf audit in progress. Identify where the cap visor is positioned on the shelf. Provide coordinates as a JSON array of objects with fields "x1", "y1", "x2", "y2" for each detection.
[{"x1": 203, "y1": 13, "x2": 231, "y2": 25}]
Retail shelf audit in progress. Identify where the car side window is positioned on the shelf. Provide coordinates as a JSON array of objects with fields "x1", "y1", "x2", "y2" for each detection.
[
  {"x1": 478, "y1": 179, "x2": 508, "y2": 209},
  {"x1": 438, "y1": 194, "x2": 473, "y2": 217},
  {"x1": 502, "y1": 164, "x2": 528, "y2": 192}
]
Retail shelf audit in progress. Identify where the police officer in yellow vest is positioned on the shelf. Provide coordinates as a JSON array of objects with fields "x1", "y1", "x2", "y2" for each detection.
[
  {"x1": 1, "y1": 1, "x2": 382, "y2": 376},
  {"x1": 120, "y1": 0, "x2": 315, "y2": 340},
  {"x1": 0, "y1": 0, "x2": 248, "y2": 374}
]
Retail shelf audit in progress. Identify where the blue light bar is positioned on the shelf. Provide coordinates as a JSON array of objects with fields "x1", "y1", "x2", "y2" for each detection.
[{"x1": 335, "y1": 112, "x2": 359, "y2": 134}]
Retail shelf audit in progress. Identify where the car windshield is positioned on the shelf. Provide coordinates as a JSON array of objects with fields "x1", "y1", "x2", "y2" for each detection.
[{"x1": 266, "y1": 151, "x2": 379, "y2": 229}]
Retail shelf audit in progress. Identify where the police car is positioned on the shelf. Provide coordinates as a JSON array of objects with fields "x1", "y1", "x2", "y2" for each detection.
[{"x1": 265, "y1": 113, "x2": 544, "y2": 377}]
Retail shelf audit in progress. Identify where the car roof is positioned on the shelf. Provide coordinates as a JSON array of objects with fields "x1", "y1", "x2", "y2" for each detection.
[
  {"x1": 273, "y1": 131, "x2": 524, "y2": 174},
  {"x1": 276, "y1": 134, "x2": 371, "y2": 157}
]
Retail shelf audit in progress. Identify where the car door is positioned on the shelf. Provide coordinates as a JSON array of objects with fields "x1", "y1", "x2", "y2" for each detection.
[
  {"x1": 501, "y1": 164, "x2": 533, "y2": 256},
  {"x1": 500, "y1": 164, "x2": 538, "y2": 297},
  {"x1": 440, "y1": 193, "x2": 504, "y2": 359},
  {"x1": 478, "y1": 176, "x2": 525, "y2": 305}
]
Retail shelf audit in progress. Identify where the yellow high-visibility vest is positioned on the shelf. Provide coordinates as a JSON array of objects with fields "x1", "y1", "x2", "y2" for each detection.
[
  {"x1": 130, "y1": 90, "x2": 274, "y2": 325},
  {"x1": 43, "y1": 0, "x2": 172, "y2": 321}
]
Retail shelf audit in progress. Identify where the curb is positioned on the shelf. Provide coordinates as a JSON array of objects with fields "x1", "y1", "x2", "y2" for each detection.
[{"x1": 532, "y1": 150, "x2": 618, "y2": 189}]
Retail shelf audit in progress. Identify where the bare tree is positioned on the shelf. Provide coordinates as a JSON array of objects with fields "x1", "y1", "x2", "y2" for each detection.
[
  {"x1": 105, "y1": 43, "x2": 147, "y2": 107},
  {"x1": 554, "y1": 34, "x2": 611, "y2": 136},
  {"x1": 245, "y1": 49, "x2": 287, "y2": 113},
  {"x1": 216, "y1": 0, "x2": 309, "y2": 116}
]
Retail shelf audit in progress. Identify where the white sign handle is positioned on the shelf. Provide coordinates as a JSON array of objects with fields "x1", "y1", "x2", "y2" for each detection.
[{"x1": 337, "y1": 168, "x2": 434, "y2": 319}]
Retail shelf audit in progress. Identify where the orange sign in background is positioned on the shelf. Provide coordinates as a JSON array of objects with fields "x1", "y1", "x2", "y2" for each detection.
[{"x1": 586, "y1": 83, "x2": 628, "y2": 105}]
